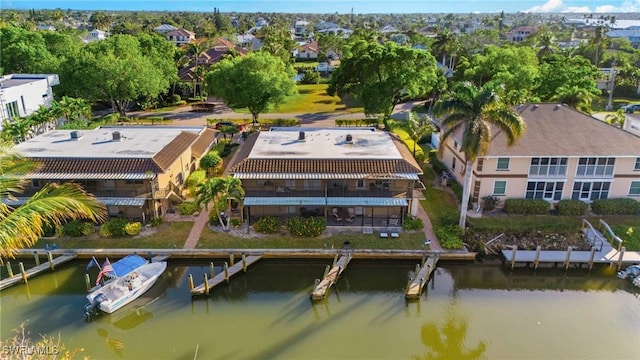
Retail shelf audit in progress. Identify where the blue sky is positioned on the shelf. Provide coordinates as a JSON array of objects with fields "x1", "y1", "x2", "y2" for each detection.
[{"x1": 2, "y1": 0, "x2": 639, "y2": 13}]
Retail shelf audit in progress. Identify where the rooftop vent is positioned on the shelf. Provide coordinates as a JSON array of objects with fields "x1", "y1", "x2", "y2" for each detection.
[
  {"x1": 298, "y1": 131, "x2": 305, "y2": 141},
  {"x1": 346, "y1": 134, "x2": 353, "y2": 143},
  {"x1": 555, "y1": 104, "x2": 563, "y2": 110},
  {"x1": 70, "y1": 131, "x2": 81, "y2": 140},
  {"x1": 112, "y1": 131, "x2": 121, "y2": 141}
]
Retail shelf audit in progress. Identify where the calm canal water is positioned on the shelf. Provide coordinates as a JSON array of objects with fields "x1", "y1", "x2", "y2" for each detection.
[{"x1": 1, "y1": 259, "x2": 639, "y2": 359}]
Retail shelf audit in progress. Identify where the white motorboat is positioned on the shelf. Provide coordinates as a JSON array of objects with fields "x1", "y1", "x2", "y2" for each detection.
[{"x1": 84, "y1": 261, "x2": 167, "y2": 319}]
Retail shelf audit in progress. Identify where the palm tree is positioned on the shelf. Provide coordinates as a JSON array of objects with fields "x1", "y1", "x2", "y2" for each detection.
[
  {"x1": 431, "y1": 28, "x2": 461, "y2": 70},
  {"x1": 551, "y1": 85, "x2": 598, "y2": 114},
  {"x1": 1, "y1": 118, "x2": 34, "y2": 144},
  {"x1": 53, "y1": 97, "x2": 92, "y2": 125},
  {"x1": 406, "y1": 111, "x2": 434, "y2": 157},
  {"x1": 434, "y1": 82, "x2": 525, "y2": 230},
  {"x1": 195, "y1": 176, "x2": 244, "y2": 231},
  {"x1": 0, "y1": 144, "x2": 106, "y2": 257},
  {"x1": 605, "y1": 109, "x2": 626, "y2": 128}
]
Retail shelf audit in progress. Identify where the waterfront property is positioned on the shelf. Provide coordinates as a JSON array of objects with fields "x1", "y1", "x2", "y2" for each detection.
[
  {"x1": 0, "y1": 74, "x2": 59, "y2": 125},
  {"x1": 228, "y1": 127, "x2": 425, "y2": 229},
  {"x1": 437, "y1": 103, "x2": 640, "y2": 207},
  {"x1": 8, "y1": 126, "x2": 217, "y2": 224}
]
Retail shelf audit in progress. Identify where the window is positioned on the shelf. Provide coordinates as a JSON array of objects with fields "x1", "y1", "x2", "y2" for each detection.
[
  {"x1": 453, "y1": 139, "x2": 459, "y2": 150},
  {"x1": 125, "y1": 180, "x2": 144, "y2": 185},
  {"x1": 493, "y1": 181, "x2": 507, "y2": 195},
  {"x1": 576, "y1": 157, "x2": 615, "y2": 177},
  {"x1": 526, "y1": 181, "x2": 564, "y2": 200},
  {"x1": 635, "y1": 158, "x2": 640, "y2": 171},
  {"x1": 529, "y1": 157, "x2": 568, "y2": 177},
  {"x1": 572, "y1": 181, "x2": 610, "y2": 201},
  {"x1": 5, "y1": 101, "x2": 19, "y2": 120},
  {"x1": 32, "y1": 180, "x2": 41, "y2": 188},
  {"x1": 452, "y1": 157, "x2": 456, "y2": 170},
  {"x1": 496, "y1": 158, "x2": 510, "y2": 171},
  {"x1": 355, "y1": 180, "x2": 365, "y2": 189},
  {"x1": 630, "y1": 181, "x2": 640, "y2": 196}
]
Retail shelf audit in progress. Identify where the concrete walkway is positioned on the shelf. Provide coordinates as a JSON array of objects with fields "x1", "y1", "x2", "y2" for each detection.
[{"x1": 182, "y1": 207, "x2": 210, "y2": 249}]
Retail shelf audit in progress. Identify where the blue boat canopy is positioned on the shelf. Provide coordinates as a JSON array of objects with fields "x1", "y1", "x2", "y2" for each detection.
[{"x1": 112, "y1": 255, "x2": 148, "y2": 277}]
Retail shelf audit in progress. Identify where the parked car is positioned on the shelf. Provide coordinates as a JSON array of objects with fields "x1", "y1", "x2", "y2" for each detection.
[
  {"x1": 214, "y1": 121, "x2": 246, "y2": 131},
  {"x1": 621, "y1": 104, "x2": 640, "y2": 113}
]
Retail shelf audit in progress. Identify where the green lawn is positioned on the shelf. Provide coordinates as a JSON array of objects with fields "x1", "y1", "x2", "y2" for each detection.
[
  {"x1": 232, "y1": 84, "x2": 363, "y2": 114},
  {"x1": 31, "y1": 221, "x2": 192, "y2": 250},
  {"x1": 198, "y1": 229, "x2": 426, "y2": 250}
]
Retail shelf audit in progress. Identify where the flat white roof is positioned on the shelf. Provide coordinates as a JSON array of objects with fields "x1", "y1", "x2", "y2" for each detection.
[
  {"x1": 14, "y1": 126, "x2": 204, "y2": 158},
  {"x1": 249, "y1": 127, "x2": 402, "y2": 160}
]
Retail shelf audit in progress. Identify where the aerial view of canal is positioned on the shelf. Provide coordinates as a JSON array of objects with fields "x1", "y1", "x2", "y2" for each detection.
[{"x1": 1, "y1": 259, "x2": 638, "y2": 359}]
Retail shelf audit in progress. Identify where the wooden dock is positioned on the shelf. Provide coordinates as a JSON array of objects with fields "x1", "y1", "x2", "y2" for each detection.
[
  {"x1": 190, "y1": 255, "x2": 263, "y2": 296},
  {"x1": 405, "y1": 254, "x2": 439, "y2": 299},
  {"x1": 310, "y1": 253, "x2": 352, "y2": 300},
  {"x1": 0, "y1": 252, "x2": 77, "y2": 290}
]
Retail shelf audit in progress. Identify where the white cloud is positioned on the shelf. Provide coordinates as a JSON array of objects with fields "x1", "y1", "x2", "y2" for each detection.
[
  {"x1": 594, "y1": 5, "x2": 617, "y2": 12},
  {"x1": 562, "y1": 6, "x2": 592, "y2": 12},
  {"x1": 526, "y1": 0, "x2": 565, "y2": 13}
]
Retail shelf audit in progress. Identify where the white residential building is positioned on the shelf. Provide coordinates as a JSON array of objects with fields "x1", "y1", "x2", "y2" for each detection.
[
  {"x1": 0, "y1": 74, "x2": 60, "y2": 123},
  {"x1": 83, "y1": 29, "x2": 109, "y2": 43}
]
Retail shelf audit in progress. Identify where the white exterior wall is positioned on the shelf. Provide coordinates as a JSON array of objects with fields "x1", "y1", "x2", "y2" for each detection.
[{"x1": 0, "y1": 74, "x2": 59, "y2": 123}]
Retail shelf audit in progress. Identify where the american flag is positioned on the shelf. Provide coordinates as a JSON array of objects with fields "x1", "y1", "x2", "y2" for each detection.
[{"x1": 95, "y1": 259, "x2": 114, "y2": 285}]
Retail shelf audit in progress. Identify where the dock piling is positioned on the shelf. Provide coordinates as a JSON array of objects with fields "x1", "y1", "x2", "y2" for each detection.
[
  {"x1": 242, "y1": 254, "x2": 247, "y2": 272},
  {"x1": 323, "y1": 264, "x2": 330, "y2": 278},
  {"x1": 229, "y1": 253, "x2": 234, "y2": 266},
  {"x1": 414, "y1": 263, "x2": 420, "y2": 275},
  {"x1": 617, "y1": 247, "x2": 626, "y2": 271},
  {"x1": 510, "y1": 246, "x2": 517, "y2": 270},
  {"x1": 47, "y1": 252, "x2": 54, "y2": 271},
  {"x1": 224, "y1": 262, "x2": 229, "y2": 283},
  {"x1": 7, "y1": 262, "x2": 13, "y2": 277},
  {"x1": 210, "y1": 262, "x2": 215, "y2": 278},
  {"x1": 203, "y1": 274, "x2": 210, "y2": 295},
  {"x1": 564, "y1": 246, "x2": 573, "y2": 270},
  {"x1": 33, "y1": 252, "x2": 40, "y2": 266},
  {"x1": 19, "y1": 262, "x2": 27, "y2": 283},
  {"x1": 588, "y1": 247, "x2": 596, "y2": 271},
  {"x1": 534, "y1": 246, "x2": 541, "y2": 270},
  {"x1": 333, "y1": 254, "x2": 338, "y2": 267},
  {"x1": 85, "y1": 274, "x2": 91, "y2": 291},
  {"x1": 188, "y1": 274, "x2": 194, "y2": 291}
]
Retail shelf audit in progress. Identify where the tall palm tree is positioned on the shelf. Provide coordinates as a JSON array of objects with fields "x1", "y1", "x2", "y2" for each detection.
[
  {"x1": 551, "y1": 85, "x2": 598, "y2": 114},
  {"x1": 434, "y1": 82, "x2": 525, "y2": 230},
  {"x1": 406, "y1": 111, "x2": 434, "y2": 157},
  {"x1": 195, "y1": 176, "x2": 244, "y2": 231},
  {"x1": 0, "y1": 144, "x2": 106, "y2": 257}
]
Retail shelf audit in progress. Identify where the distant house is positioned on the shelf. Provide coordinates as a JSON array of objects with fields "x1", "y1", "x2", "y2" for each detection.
[
  {"x1": 295, "y1": 41, "x2": 319, "y2": 60},
  {"x1": 437, "y1": 103, "x2": 640, "y2": 207},
  {"x1": 83, "y1": 29, "x2": 109, "y2": 43},
  {"x1": 154, "y1": 24, "x2": 178, "y2": 34},
  {"x1": 507, "y1": 26, "x2": 538, "y2": 42},
  {"x1": 607, "y1": 29, "x2": 640, "y2": 49},
  {"x1": 36, "y1": 24, "x2": 56, "y2": 31},
  {"x1": 166, "y1": 29, "x2": 195, "y2": 46},
  {"x1": 0, "y1": 74, "x2": 59, "y2": 125},
  {"x1": 624, "y1": 116, "x2": 640, "y2": 136},
  {"x1": 255, "y1": 17, "x2": 269, "y2": 27},
  {"x1": 178, "y1": 38, "x2": 249, "y2": 83},
  {"x1": 380, "y1": 25, "x2": 399, "y2": 34},
  {"x1": 294, "y1": 20, "x2": 310, "y2": 36},
  {"x1": 236, "y1": 34, "x2": 263, "y2": 50}
]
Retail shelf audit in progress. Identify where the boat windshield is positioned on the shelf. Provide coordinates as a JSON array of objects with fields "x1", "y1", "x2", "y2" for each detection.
[{"x1": 112, "y1": 255, "x2": 148, "y2": 277}]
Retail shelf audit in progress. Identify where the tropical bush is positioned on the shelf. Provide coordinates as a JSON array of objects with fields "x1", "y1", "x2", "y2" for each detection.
[
  {"x1": 259, "y1": 118, "x2": 299, "y2": 127},
  {"x1": 481, "y1": 196, "x2": 501, "y2": 211},
  {"x1": 230, "y1": 218, "x2": 242, "y2": 228},
  {"x1": 62, "y1": 220, "x2": 95, "y2": 237},
  {"x1": 503, "y1": 198, "x2": 550, "y2": 215},
  {"x1": 253, "y1": 216, "x2": 281, "y2": 233},
  {"x1": 391, "y1": 128, "x2": 425, "y2": 161},
  {"x1": 299, "y1": 69, "x2": 320, "y2": 84},
  {"x1": 99, "y1": 218, "x2": 128, "y2": 237},
  {"x1": 177, "y1": 201, "x2": 200, "y2": 215},
  {"x1": 200, "y1": 151, "x2": 222, "y2": 174},
  {"x1": 150, "y1": 217, "x2": 163, "y2": 227},
  {"x1": 285, "y1": 216, "x2": 326, "y2": 237},
  {"x1": 434, "y1": 224, "x2": 463, "y2": 249},
  {"x1": 592, "y1": 198, "x2": 640, "y2": 215},
  {"x1": 403, "y1": 216, "x2": 424, "y2": 231},
  {"x1": 186, "y1": 169, "x2": 206, "y2": 191},
  {"x1": 556, "y1": 199, "x2": 589, "y2": 215},
  {"x1": 124, "y1": 222, "x2": 142, "y2": 236}
]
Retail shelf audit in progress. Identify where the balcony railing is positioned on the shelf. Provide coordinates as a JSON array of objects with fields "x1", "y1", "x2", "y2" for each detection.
[{"x1": 243, "y1": 188, "x2": 408, "y2": 198}]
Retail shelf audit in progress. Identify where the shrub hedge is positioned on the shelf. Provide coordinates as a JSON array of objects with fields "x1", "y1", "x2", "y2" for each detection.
[
  {"x1": 285, "y1": 216, "x2": 326, "y2": 237},
  {"x1": 99, "y1": 218, "x2": 129, "y2": 237},
  {"x1": 391, "y1": 128, "x2": 425, "y2": 161},
  {"x1": 403, "y1": 216, "x2": 424, "y2": 231},
  {"x1": 592, "y1": 198, "x2": 640, "y2": 215},
  {"x1": 434, "y1": 224, "x2": 463, "y2": 249},
  {"x1": 124, "y1": 222, "x2": 142, "y2": 236},
  {"x1": 253, "y1": 216, "x2": 281, "y2": 233},
  {"x1": 259, "y1": 119, "x2": 299, "y2": 127},
  {"x1": 556, "y1": 199, "x2": 589, "y2": 215},
  {"x1": 62, "y1": 220, "x2": 95, "y2": 237},
  {"x1": 177, "y1": 202, "x2": 200, "y2": 215},
  {"x1": 186, "y1": 169, "x2": 206, "y2": 189},
  {"x1": 503, "y1": 198, "x2": 550, "y2": 215}
]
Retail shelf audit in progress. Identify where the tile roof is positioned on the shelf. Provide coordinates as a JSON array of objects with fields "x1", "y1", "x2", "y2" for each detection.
[
  {"x1": 29, "y1": 157, "x2": 163, "y2": 175},
  {"x1": 153, "y1": 131, "x2": 199, "y2": 170},
  {"x1": 484, "y1": 103, "x2": 640, "y2": 157},
  {"x1": 191, "y1": 128, "x2": 217, "y2": 158}
]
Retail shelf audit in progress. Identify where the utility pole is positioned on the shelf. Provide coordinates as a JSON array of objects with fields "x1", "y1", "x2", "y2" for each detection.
[{"x1": 606, "y1": 61, "x2": 616, "y2": 111}]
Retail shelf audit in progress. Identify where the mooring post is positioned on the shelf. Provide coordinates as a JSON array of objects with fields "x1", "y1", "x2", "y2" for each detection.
[
  {"x1": 333, "y1": 254, "x2": 338, "y2": 267},
  {"x1": 405, "y1": 279, "x2": 412, "y2": 293},
  {"x1": 510, "y1": 246, "x2": 517, "y2": 270},
  {"x1": 210, "y1": 262, "x2": 215, "y2": 278},
  {"x1": 203, "y1": 273, "x2": 209, "y2": 295},
  {"x1": 531, "y1": 246, "x2": 541, "y2": 270},
  {"x1": 588, "y1": 247, "x2": 596, "y2": 271},
  {"x1": 229, "y1": 253, "x2": 234, "y2": 266},
  {"x1": 7, "y1": 262, "x2": 13, "y2": 277},
  {"x1": 85, "y1": 274, "x2": 91, "y2": 291},
  {"x1": 47, "y1": 252, "x2": 54, "y2": 271},
  {"x1": 564, "y1": 246, "x2": 573, "y2": 270},
  {"x1": 188, "y1": 274, "x2": 194, "y2": 291},
  {"x1": 19, "y1": 262, "x2": 27, "y2": 283},
  {"x1": 415, "y1": 263, "x2": 420, "y2": 275},
  {"x1": 421, "y1": 254, "x2": 426, "y2": 266},
  {"x1": 617, "y1": 247, "x2": 626, "y2": 271},
  {"x1": 242, "y1": 254, "x2": 247, "y2": 272},
  {"x1": 323, "y1": 264, "x2": 330, "y2": 278},
  {"x1": 33, "y1": 252, "x2": 40, "y2": 266},
  {"x1": 224, "y1": 262, "x2": 229, "y2": 283}
]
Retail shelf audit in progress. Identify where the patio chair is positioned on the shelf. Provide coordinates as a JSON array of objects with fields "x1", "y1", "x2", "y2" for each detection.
[
  {"x1": 388, "y1": 218, "x2": 399, "y2": 226},
  {"x1": 390, "y1": 228, "x2": 399, "y2": 238},
  {"x1": 332, "y1": 207, "x2": 342, "y2": 222},
  {"x1": 379, "y1": 231, "x2": 389, "y2": 238},
  {"x1": 346, "y1": 215, "x2": 355, "y2": 223}
]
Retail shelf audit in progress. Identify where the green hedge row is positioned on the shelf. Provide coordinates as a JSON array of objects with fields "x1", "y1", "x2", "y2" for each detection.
[
  {"x1": 434, "y1": 224, "x2": 463, "y2": 249},
  {"x1": 253, "y1": 216, "x2": 281, "y2": 233},
  {"x1": 556, "y1": 199, "x2": 589, "y2": 215},
  {"x1": 592, "y1": 198, "x2": 640, "y2": 215},
  {"x1": 334, "y1": 119, "x2": 379, "y2": 127},
  {"x1": 177, "y1": 202, "x2": 200, "y2": 215},
  {"x1": 99, "y1": 218, "x2": 142, "y2": 237},
  {"x1": 402, "y1": 216, "x2": 423, "y2": 231},
  {"x1": 503, "y1": 198, "x2": 550, "y2": 215},
  {"x1": 285, "y1": 216, "x2": 326, "y2": 237},
  {"x1": 391, "y1": 128, "x2": 425, "y2": 161},
  {"x1": 259, "y1": 119, "x2": 299, "y2": 127}
]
